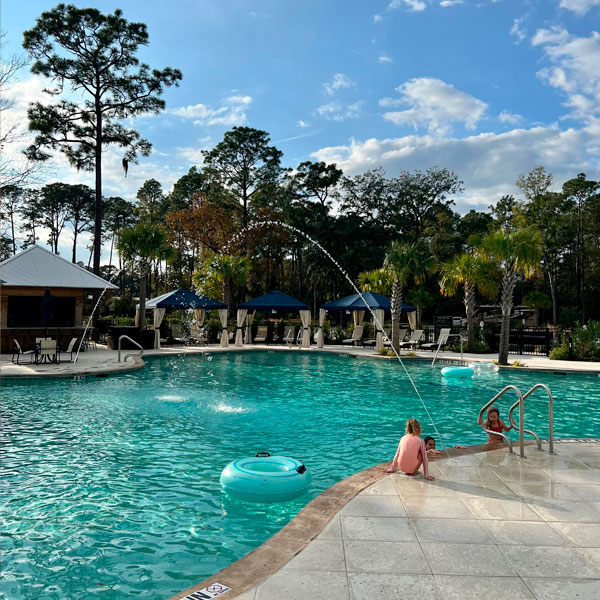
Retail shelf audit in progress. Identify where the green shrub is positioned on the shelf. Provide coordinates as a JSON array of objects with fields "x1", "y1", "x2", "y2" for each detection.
[
  {"x1": 572, "y1": 321, "x2": 600, "y2": 361},
  {"x1": 549, "y1": 342, "x2": 570, "y2": 361},
  {"x1": 113, "y1": 316, "x2": 135, "y2": 326}
]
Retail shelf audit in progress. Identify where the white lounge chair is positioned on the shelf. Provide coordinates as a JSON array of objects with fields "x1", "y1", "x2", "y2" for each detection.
[
  {"x1": 421, "y1": 328, "x2": 451, "y2": 351},
  {"x1": 398, "y1": 329, "x2": 424, "y2": 349},
  {"x1": 383, "y1": 328, "x2": 405, "y2": 347},
  {"x1": 254, "y1": 326, "x2": 268, "y2": 344},
  {"x1": 342, "y1": 325, "x2": 364, "y2": 347},
  {"x1": 282, "y1": 326, "x2": 295, "y2": 346},
  {"x1": 61, "y1": 337, "x2": 79, "y2": 362}
]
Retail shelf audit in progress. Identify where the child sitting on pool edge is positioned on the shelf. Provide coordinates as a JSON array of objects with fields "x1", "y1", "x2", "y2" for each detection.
[
  {"x1": 385, "y1": 418, "x2": 434, "y2": 481},
  {"x1": 477, "y1": 406, "x2": 512, "y2": 442}
]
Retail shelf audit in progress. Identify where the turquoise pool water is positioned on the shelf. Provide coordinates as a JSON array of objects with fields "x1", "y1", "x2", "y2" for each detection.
[{"x1": 1, "y1": 351, "x2": 599, "y2": 599}]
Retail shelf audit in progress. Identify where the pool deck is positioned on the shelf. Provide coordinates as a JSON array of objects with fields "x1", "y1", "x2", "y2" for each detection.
[
  {"x1": 172, "y1": 440, "x2": 600, "y2": 600},
  {"x1": 2, "y1": 342, "x2": 600, "y2": 377}
]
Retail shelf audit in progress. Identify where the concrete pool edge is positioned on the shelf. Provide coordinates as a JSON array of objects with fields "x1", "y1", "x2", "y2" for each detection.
[{"x1": 167, "y1": 440, "x2": 542, "y2": 600}]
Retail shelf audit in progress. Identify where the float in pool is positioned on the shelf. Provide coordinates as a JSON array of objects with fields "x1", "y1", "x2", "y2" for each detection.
[{"x1": 1, "y1": 351, "x2": 599, "y2": 600}]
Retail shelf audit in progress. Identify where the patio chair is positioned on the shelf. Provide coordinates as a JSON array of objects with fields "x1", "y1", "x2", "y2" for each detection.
[
  {"x1": 421, "y1": 328, "x2": 451, "y2": 351},
  {"x1": 296, "y1": 327, "x2": 310, "y2": 346},
  {"x1": 342, "y1": 325, "x2": 364, "y2": 347},
  {"x1": 282, "y1": 325, "x2": 295, "y2": 346},
  {"x1": 12, "y1": 339, "x2": 37, "y2": 364},
  {"x1": 37, "y1": 339, "x2": 60, "y2": 364},
  {"x1": 398, "y1": 329, "x2": 424, "y2": 349},
  {"x1": 383, "y1": 328, "x2": 405, "y2": 347},
  {"x1": 189, "y1": 325, "x2": 207, "y2": 345},
  {"x1": 60, "y1": 337, "x2": 79, "y2": 362},
  {"x1": 82, "y1": 328, "x2": 97, "y2": 351},
  {"x1": 171, "y1": 324, "x2": 186, "y2": 344},
  {"x1": 254, "y1": 326, "x2": 268, "y2": 344}
]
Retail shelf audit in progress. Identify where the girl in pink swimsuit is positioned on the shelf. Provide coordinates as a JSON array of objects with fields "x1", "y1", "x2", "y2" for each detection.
[{"x1": 385, "y1": 419, "x2": 434, "y2": 481}]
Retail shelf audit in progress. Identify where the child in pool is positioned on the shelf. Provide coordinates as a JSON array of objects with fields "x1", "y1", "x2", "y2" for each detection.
[
  {"x1": 477, "y1": 406, "x2": 512, "y2": 442},
  {"x1": 385, "y1": 418, "x2": 434, "y2": 481},
  {"x1": 423, "y1": 436, "x2": 466, "y2": 455}
]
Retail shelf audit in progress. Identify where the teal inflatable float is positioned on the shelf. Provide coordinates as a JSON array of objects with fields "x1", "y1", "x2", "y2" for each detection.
[
  {"x1": 441, "y1": 366, "x2": 474, "y2": 378},
  {"x1": 220, "y1": 452, "x2": 312, "y2": 503}
]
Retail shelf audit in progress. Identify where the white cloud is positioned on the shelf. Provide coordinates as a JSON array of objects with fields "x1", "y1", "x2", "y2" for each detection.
[
  {"x1": 379, "y1": 77, "x2": 488, "y2": 135},
  {"x1": 373, "y1": 13, "x2": 383, "y2": 22},
  {"x1": 313, "y1": 101, "x2": 363, "y2": 121},
  {"x1": 171, "y1": 95, "x2": 252, "y2": 127},
  {"x1": 498, "y1": 110, "x2": 524, "y2": 124},
  {"x1": 311, "y1": 125, "x2": 595, "y2": 211},
  {"x1": 559, "y1": 0, "x2": 600, "y2": 15},
  {"x1": 510, "y1": 16, "x2": 527, "y2": 44},
  {"x1": 389, "y1": 0, "x2": 427, "y2": 11},
  {"x1": 378, "y1": 53, "x2": 393, "y2": 63},
  {"x1": 532, "y1": 27, "x2": 600, "y2": 122},
  {"x1": 323, "y1": 73, "x2": 354, "y2": 96},
  {"x1": 440, "y1": 0, "x2": 464, "y2": 7},
  {"x1": 298, "y1": 120, "x2": 311, "y2": 128}
]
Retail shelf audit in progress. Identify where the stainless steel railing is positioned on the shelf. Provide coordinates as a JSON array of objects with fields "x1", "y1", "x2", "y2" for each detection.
[
  {"x1": 478, "y1": 383, "x2": 555, "y2": 458},
  {"x1": 118, "y1": 335, "x2": 144, "y2": 363}
]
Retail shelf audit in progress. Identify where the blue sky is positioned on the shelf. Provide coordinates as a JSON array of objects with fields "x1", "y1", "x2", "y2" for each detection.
[{"x1": 3, "y1": 0, "x2": 600, "y2": 259}]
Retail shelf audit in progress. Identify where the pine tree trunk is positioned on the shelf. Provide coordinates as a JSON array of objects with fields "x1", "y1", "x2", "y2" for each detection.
[
  {"x1": 93, "y1": 104, "x2": 103, "y2": 276},
  {"x1": 391, "y1": 277, "x2": 403, "y2": 352},
  {"x1": 465, "y1": 279, "x2": 476, "y2": 352},
  {"x1": 498, "y1": 265, "x2": 516, "y2": 365}
]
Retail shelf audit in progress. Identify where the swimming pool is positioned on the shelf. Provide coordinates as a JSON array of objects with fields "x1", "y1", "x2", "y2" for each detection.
[{"x1": 1, "y1": 351, "x2": 599, "y2": 599}]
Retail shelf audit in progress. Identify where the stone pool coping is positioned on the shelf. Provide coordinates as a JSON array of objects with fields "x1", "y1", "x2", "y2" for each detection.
[
  {"x1": 167, "y1": 440, "x2": 543, "y2": 600},
  {"x1": 3, "y1": 344, "x2": 600, "y2": 378}
]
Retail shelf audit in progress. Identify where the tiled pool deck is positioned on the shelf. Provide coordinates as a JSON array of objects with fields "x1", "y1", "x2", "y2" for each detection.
[{"x1": 175, "y1": 441, "x2": 600, "y2": 600}]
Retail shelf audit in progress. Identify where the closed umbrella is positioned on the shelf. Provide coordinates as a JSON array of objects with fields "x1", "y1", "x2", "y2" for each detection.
[{"x1": 41, "y1": 288, "x2": 54, "y2": 333}]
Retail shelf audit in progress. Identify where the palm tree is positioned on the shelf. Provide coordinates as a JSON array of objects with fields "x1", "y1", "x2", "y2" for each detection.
[
  {"x1": 482, "y1": 227, "x2": 542, "y2": 365},
  {"x1": 440, "y1": 252, "x2": 498, "y2": 352},
  {"x1": 118, "y1": 223, "x2": 168, "y2": 331},
  {"x1": 193, "y1": 253, "x2": 249, "y2": 317},
  {"x1": 384, "y1": 242, "x2": 436, "y2": 351},
  {"x1": 357, "y1": 268, "x2": 392, "y2": 295}
]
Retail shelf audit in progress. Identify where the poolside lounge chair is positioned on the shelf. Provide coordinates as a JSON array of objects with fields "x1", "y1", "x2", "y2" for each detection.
[
  {"x1": 189, "y1": 325, "x2": 207, "y2": 345},
  {"x1": 12, "y1": 339, "x2": 37, "y2": 364},
  {"x1": 342, "y1": 325, "x2": 364, "y2": 347},
  {"x1": 61, "y1": 337, "x2": 79, "y2": 362},
  {"x1": 171, "y1": 324, "x2": 186, "y2": 344},
  {"x1": 383, "y1": 328, "x2": 405, "y2": 347},
  {"x1": 282, "y1": 326, "x2": 295, "y2": 346},
  {"x1": 421, "y1": 328, "x2": 451, "y2": 351},
  {"x1": 254, "y1": 326, "x2": 268, "y2": 344},
  {"x1": 398, "y1": 329, "x2": 424, "y2": 349}
]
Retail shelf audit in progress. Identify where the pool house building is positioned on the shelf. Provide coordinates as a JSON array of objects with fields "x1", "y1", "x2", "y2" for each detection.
[{"x1": 0, "y1": 245, "x2": 117, "y2": 353}]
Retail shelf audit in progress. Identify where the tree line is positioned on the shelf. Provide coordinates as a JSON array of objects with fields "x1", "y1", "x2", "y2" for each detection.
[{"x1": 2, "y1": 4, "x2": 600, "y2": 365}]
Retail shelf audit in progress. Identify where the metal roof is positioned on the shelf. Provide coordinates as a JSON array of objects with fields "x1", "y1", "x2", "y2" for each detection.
[{"x1": 0, "y1": 245, "x2": 118, "y2": 290}]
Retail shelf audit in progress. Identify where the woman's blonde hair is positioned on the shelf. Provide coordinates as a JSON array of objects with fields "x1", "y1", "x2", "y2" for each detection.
[{"x1": 405, "y1": 418, "x2": 421, "y2": 435}]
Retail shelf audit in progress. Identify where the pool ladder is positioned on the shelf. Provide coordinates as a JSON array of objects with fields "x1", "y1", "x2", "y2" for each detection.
[
  {"x1": 117, "y1": 335, "x2": 144, "y2": 363},
  {"x1": 477, "y1": 383, "x2": 555, "y2": 459}
]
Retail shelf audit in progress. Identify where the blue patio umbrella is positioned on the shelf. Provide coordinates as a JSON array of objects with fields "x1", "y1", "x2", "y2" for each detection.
[
  {"x1": 41, "y1": 287, "x2": 54, "y2": 327},
  {"x1": 320, "y1": 291, "x2": 415, "y2": 312}
]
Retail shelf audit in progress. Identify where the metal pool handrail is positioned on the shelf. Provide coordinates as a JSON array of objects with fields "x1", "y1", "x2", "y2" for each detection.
[
  {"x1": 478, "y1": 385, "x2": 526, "y2": 458},
  {"x1": 515, "y1": 383, "x2": 555, "y2": 455},
  {"x1": 118, "y1": 335, "x2": 144, "y2": 363}
]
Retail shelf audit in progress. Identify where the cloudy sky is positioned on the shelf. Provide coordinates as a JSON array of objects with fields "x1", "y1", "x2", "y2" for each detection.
[{"x1": 3, "y1": 0, "x2": 600, "y2": 259}]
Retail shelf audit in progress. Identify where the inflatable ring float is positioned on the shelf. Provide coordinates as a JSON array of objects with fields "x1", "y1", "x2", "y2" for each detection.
[
  {"x1": 468, "y1": 361, "x2": 499, "y2": 372},
  {"x1": 441, "y1": 366, "x2": 474, "y2": 378},
  {"x1": 220, "y1": 452, "x2": 312, "y2": 503}
]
